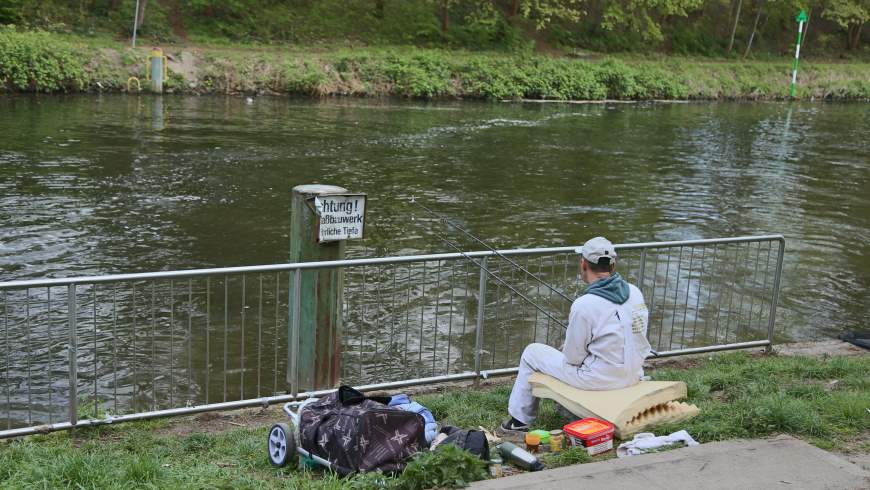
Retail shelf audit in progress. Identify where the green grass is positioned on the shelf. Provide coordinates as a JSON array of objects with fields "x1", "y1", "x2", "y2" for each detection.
[
  {"x1": 648, "y1": 353, "x2": 870, "y2": 450},
  {"x1": 0, "y1": 353, "x2": 867, "y2": 488}
]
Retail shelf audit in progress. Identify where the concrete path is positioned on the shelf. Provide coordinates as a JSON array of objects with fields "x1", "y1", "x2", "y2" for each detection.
[{"x1": 472, "y1": 435, "x2": 870, "y2": 490}]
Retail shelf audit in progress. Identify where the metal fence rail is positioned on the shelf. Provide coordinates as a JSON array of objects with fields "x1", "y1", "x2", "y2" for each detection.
[{"x1": 0, "y1": 235, "x2": 784, "y2": 439}]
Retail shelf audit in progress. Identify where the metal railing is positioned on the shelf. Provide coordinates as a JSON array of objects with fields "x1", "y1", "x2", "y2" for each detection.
[{"x1": 0, "y1": 235, "x2": 784, "y2": 438}]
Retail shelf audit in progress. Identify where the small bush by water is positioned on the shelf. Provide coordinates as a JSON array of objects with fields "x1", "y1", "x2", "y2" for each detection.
[
  {"x1": 0, "y1": 353, "x2": 867, "y2": 488},
  {"x1": 0, "y1": 27, "x2": 88, "y2": 92}
]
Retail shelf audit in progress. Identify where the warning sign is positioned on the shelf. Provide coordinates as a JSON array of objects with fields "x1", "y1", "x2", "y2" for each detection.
[{"x1": 313, "y1": 194, "x2": 366, "y2": 242}]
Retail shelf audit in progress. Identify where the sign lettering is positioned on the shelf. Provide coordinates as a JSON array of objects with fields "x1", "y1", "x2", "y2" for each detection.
[{"x1": 314, "y1": 194, "x2": 366, "y2": 242}]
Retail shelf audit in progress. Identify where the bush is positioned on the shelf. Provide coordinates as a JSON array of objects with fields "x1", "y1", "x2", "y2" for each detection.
[
  {"x1": 397, "y1": 444, "x2": 489, "y2": 490},
  {"x1": 284, "y1": 60, "x2": 328, "y2": 94},
  {"x1": 382, "y1": 52, "x2": 454, "y2": 97},
  {"x1": 0, "y1": 27, "x2": 87, "y2": 91},
  {"x1": 346, "y1": 444, "x2": 488, "y2": 490}
]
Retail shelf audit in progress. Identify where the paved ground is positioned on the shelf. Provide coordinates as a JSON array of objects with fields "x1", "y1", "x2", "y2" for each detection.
[
  {"x1": 472, "y1": 435, "x2": 870, "y2": 490},
  {"x1": 845, "y1": 453, "x2": 870, "y2": 473}
]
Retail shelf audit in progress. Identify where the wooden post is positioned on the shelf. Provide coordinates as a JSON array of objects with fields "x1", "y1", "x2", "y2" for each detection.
[{"x1": 288, "y1": 184, "x2": 347, "y2": 392}]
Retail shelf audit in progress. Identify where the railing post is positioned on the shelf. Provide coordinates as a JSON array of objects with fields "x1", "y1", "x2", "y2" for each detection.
[
  {"x1": 289, "y1": 269, "x2": 301, "y2": 397},
  {"x1": 474, "y1": 258, "x2": 487, "y2": 387},
  {"x1": 765, "y1": 238, "x2": 786, "y2": 353},
  {"x1": 637, "y1": 248, "x2": 647, "y2": 289},
  {"x1": 68, "y1": 284, "x2": 78, "y2": 426}
]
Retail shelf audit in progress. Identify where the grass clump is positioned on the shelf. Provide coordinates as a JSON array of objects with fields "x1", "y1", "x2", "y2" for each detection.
[{"x1": 540, "y1": 445, "x2": 592, "y2": 467}]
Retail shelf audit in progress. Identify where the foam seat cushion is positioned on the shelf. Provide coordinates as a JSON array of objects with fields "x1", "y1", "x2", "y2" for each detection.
[{"x1": 528, "y1": 373, "x2": 699, "y2": 438}]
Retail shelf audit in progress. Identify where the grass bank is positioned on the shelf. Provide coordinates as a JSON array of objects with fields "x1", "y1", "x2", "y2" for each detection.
[
  {"x1": 1, "y1": 352, "x2": 867, "y2": 488},
  {"x1": 2, "y1": 29, "x2": 870, "y2": 100}
]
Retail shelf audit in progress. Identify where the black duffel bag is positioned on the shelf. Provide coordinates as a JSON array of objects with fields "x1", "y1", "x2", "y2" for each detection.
[
  {"x1": 435, "y1": 425, "x2": 490, "y2": 461},
  {"x1": 298, "y1": 386, "x2": 427, "y2": 475}
]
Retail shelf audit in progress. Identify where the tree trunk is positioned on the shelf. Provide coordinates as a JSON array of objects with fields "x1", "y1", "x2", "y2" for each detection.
[
  {"x1": 859, "y1": 23, "x2": 865, "y2": 50},
  {"x1": 847, "y1": 23, "x2": 864, "y2": 50},
  {"x1": 743, "y1": 2, "x2": 762, "y2": 58},
  {"x1": 727, "y1": 0, "x2": 742, "y2": 54},
  {"x1": 136, "y1": 0, "x2": 148, "y2": 29},
  {"x1": 800, "y1": 7, "x2": 811, "y2": 50},
  {"x1": 375, "y1": 0, "x2": 384, "y2": 19},
  {"x1": 441, "y1": 0, "x2": 448, "y2": 32},
  {"x1": 510, "y1": 0, "x2": 519, "y2": 17}
]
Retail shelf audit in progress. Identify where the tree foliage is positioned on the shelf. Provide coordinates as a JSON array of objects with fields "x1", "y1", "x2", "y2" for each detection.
[
  {"x1": 0, "y1": 0, "x2": 24, "y2": 24},
  {"x1": 822, "y1": 0, "x2": 870, "y2": 49},
  {"x1": 514, "y1": 0, "x2": 584, "y2": 29},
  {"x1": 0, "y1": 0, "x2": 866, "y2": 53},
  {"x1": 601, "y1": 0, "x2": 704, "y2": 41}
]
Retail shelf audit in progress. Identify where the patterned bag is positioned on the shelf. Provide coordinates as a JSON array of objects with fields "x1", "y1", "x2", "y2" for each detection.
[{"x1": 298, "y1": 386, "x2": 427, "y2": 475}]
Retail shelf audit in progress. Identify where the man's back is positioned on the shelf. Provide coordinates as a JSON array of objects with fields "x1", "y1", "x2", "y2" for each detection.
[{"x1": 563, "y1": 281, "x2": 649, "y2": 390}]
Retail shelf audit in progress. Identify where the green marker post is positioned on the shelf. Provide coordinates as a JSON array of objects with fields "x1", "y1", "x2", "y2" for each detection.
[{"x1": 790, "y1": 10, "x2": 808, "y2": 98}]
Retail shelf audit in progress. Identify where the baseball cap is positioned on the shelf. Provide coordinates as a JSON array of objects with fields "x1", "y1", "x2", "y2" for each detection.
[{"x1": 575, "y1": 236, "x2": 617, "y2": 265}]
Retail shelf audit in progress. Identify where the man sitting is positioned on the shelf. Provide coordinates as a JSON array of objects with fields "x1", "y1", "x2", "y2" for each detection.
[{"x1": 499, "y1": 236, "x2": 652, "y2": 435}]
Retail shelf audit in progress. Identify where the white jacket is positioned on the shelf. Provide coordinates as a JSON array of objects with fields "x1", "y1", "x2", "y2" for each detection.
[{"x1": 562, "y1": 283, "x2": 651, "y2": 390}]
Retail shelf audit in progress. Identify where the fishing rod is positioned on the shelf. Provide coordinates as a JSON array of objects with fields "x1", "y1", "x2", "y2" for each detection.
[
  {"x1": 410, "y1": 197, "x2": 574, "y2": 304},
  {"x1": 410, "y1": 197, "x2": 661, "y2": 356},
  {"x1": 423, "y1": 221, "x2": 568, "y2": 330}
]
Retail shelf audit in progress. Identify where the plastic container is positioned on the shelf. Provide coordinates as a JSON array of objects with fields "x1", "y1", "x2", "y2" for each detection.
[
  {"x1": 489, "y1": 456, "x2": 503, "y2": 478},
  {"x1": 528, "y1": 429, "x2": 551, "y2": 445},
  {"x1": 563, "y1": 418, "x2": 615, "y2": 456},
  {"x1": 549, "y1": 429, "x2": 564, "y2": 453},
  {"x1": 524, "y1": 433, "x2": 541, "y2": 453}
]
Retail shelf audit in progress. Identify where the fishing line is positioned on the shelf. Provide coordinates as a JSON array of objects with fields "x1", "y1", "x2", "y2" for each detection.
[
  {"x1": 409, "y1": 197, "x2": 574, "y2": 303},
  {"x1": 408, "y1": 196, "x2": 660, "y2": 357},
  {"x1": 423, "y1": 222, "x2": 568, "y2": 330}
]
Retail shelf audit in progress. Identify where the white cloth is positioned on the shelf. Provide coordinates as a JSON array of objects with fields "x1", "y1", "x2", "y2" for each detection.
[
  {"x1": 616, "y1": 430, "x2": 699, "y2": 457},
  {"x1": 507, "y1": 282, "x2": 650, "y2": 425}
]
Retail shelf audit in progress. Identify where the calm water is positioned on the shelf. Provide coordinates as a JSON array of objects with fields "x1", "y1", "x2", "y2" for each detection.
[{"x1": 1, "y1": 95, "x2": 868, "y2": 343}]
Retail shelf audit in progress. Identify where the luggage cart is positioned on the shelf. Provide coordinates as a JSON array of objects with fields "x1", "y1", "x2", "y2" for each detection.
[{"x1": 267, "y1": 400, "x2": 334, "y2": 469}]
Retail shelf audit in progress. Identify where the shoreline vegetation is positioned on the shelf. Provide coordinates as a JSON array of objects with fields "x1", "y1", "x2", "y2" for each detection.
[
  {"x1": 1, "y1": 352, "x2": 868, "y2": 488},
  {"x1": 1, "y1": 29, "x2": 870, "y2": 100},
  {"x1": 3, "y1": 0, "x2": 870, "y2": 101}
]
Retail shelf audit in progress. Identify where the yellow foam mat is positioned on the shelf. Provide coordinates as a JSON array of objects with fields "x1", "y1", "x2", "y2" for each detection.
[{"x1": 528, "y1": 373, "x2": 700, "y2": 438}]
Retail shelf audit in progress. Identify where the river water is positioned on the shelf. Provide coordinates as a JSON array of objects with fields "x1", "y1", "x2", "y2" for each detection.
[
  {"x1": 2, "y1": 95, "x2": 869, "y2": 427},
  {"x1": 0, "y1": 96, "x2": 868, "y2": 340}
]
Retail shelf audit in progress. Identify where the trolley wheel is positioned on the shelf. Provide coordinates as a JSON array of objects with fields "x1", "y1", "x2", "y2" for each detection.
[{"x1": 267, "y1": 423, "x2": 297, "y2": 467}]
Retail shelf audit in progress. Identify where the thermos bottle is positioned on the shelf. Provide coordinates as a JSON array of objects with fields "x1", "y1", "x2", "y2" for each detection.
[{"x1": 496, "y1": 442, "x2": 544, "y2": 471}]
